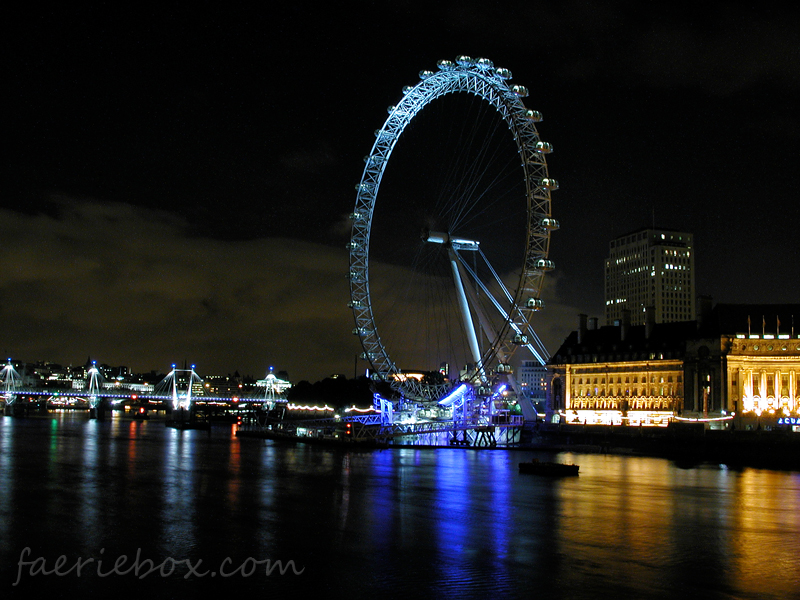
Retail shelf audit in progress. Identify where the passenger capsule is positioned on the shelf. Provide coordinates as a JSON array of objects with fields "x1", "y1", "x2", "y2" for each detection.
[
  {"x1": 437, "y1": 59, "x2": 456, "y2": 70},
  {"x1": 387, "y1": 105, "x2": 395, "y2": 114},
  {"x1": 495, "y1": 67, "x2": 512, "y2": 80},
  {"x1": 402, "y1": 86, "x2": 414, "y2": 94},
  {"x1": 355, "y1": 182, "x2": 374, "y2": 192},
  {"x1": 525, "y1": 109, "x2": 543, "y2": 122},
  {"x1": 511, "y1": 85, "x2": 528, "y2": 97},
  {"x1": 513, "y1": 334, "x2": 528, "y2": 345},
  {"x1": 349, "y1": 211, "x2": 365, "y2": 221},
  {"x1": 456, "y1": 55, "x2": 474, "y2": 67},
  {"x1": 535, "y1": 141, "x2": 553, "y2": 154},
  {"x1": 526, "y1": 298, "x2": 545, "y2": 310},
  {"x1": 419, "y1": 70, "x2": 435, "y2": 80},
  {"x1": 540, "y1": 178, "x2": 559, "y2": 191},
  {"x1": 540, "y1": 218, "x2": 560, "y2": 231},
  {"x1": 475, "y1": 57, "x2": 494, "y2": 70},
  {"x1": 535, "y1": 259, "x2": 556, "y2": 271}
]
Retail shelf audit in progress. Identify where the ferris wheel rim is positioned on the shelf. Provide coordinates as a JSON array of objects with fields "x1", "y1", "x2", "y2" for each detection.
[{"x1": 348, "y1": 56, "x2": 557, "y2": 396}]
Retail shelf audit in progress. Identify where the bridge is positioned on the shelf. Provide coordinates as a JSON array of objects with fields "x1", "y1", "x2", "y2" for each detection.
[{"x1": 0, "y1": 361, "x2": 278, "y2": 418}]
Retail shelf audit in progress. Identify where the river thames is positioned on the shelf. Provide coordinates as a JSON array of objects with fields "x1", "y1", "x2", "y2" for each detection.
[{"x1": 1, "y1": 411, "x2": 798, "y2": 599}]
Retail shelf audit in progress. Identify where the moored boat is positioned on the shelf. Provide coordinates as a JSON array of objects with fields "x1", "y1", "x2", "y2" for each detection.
[{"x1": 518, "y1": 458, "x2": 579, "y2": 476}]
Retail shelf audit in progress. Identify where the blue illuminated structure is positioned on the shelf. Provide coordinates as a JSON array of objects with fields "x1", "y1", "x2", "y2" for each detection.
[
  {"x1": 86, "y1": 361, "x2": 103, "y2": 411},
  {"x1": 258, "y1": 366, "x2": 291, "y2": 408},
  {"x1": 1, "y1": 360, "x2": 20, "y2": 413},
  {"x1": 438, "y1": 383, "x2": 476, "y2": 429},
  {"x1": 154, "y1": 364, "x2": 204, "y2": 412},
  {"x1": 373, "y1": 392, "x2": 395, "y2": 425},
  {"x1": 348, "y1": 56, "x2": 557, "y2": 404},
  {"x1": 437, "y1": 383, "x2": 470, "y2": 408}
]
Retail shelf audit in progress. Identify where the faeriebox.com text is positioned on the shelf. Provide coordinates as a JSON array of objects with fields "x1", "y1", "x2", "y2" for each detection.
[{"x1": 13, "y1": 547, "x2": 305, "y2": 585}]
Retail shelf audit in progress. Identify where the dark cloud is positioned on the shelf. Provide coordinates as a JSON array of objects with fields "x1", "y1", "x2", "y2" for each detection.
[
  {"x1": 0, "y1": 198, "x2": 363, "y2": 381},
  {"x1": 280, "y1": 144, "x2": 339, "y2": 173}
]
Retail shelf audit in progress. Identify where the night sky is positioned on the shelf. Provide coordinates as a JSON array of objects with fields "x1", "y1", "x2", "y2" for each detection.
[{"x1": 5, "y1": 3, "x2": 800, "y2": 382}]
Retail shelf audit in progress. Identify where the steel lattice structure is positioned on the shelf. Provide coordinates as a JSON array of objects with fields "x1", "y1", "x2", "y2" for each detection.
[{"x1": 348, "y1": 56, "x2": 558, "y2": 402}]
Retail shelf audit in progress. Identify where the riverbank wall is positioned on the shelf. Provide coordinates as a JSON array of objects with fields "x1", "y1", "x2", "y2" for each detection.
[{"x1": 526, "y1": 422, "x2": 800, "y2": 470}]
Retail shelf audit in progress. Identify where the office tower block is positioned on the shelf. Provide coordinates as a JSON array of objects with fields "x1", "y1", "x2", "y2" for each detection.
[{"x1": 604, "y1": 228, "x2": 695, "y2": 325}]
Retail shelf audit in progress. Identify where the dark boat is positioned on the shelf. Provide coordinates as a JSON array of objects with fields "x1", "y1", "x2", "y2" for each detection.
[
  {"x1": 518, "y1": 458, "x2": 579, "y2": 476},
  {"x1": 236, "y1": 426, "x2": 389, "y2": 448}
]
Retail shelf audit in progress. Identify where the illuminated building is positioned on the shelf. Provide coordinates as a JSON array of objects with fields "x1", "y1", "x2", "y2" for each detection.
[
  {"x1": 548, "y1": 310, "x2": 690, "y2": 426},
  {"x1": 517, "y1": 360, "x2": 548, "y2": 399},
  {"x1": 714, "y1": 304, "x2": 800, "y2": 431},
  {"x1": 547, "y1": 304, "x2": 800, "y2": 430},
  {"x1": 605, "y1": 228, "x2": 695, "y2": 326},
  {"x1": 255, "y1": 367, "x2": 292, "y2": 399}
]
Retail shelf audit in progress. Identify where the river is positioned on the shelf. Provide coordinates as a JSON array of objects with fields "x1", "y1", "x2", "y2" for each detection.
[{"x1": 0, "y1": 411, "x2": 798, "y2": 599}]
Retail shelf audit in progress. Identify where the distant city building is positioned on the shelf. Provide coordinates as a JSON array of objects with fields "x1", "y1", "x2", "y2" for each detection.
[
  {"x1": 547, "y1": 303, "x2": 800, "y2": 430},
  {"x1": 255, "y1": 368, "x2": 292, "y2": 398},
  {"x1": 123, "y1": 382, "x2": 155, "y2": 393},
  {"x1": 204, "y1": 373, "x2": 245, "y2": 396},
  {"x1": 517, "y1": 360, "x2": 548, "y2": 399},
  {"x1": 605, "y1": 228, "x2": 695, "y2": 326}
]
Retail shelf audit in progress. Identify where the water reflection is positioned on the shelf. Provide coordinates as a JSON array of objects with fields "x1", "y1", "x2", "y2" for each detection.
[
  {"x1": 547, "y1": 454, "x2": 800, "y2": 599},
  {"x1": 0, "y1": 416, "x2": 799, "y2": 599},
  {"x1": 336, "y1": 452, "x2": 351, "y2": 537},
  {"x1": 0, "y1": 418, "x2": 14, "y2": 546},
  {"x1": 731, "y1": 468, "x2": 800, "y2": 598},
  {"x1": 79, "y1": 419, "x2": 100, "y2": 550},
  {"x1": 226, "y1": 425, "x2": 241, "y2": 512},
  {"x1": 160, "y1": 427, "x2": 198, "y2": 557},
  {"x1": 126, "y1": 420, "x2": 139, "y2": 480},
  {"x1": 432, "y1": 452, "x2": 513, "y2": 594}
]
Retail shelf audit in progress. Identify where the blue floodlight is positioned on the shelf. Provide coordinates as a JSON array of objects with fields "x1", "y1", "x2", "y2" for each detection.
[{"x1": 438, "y1": 383, "x2": 469, "y2": 407}]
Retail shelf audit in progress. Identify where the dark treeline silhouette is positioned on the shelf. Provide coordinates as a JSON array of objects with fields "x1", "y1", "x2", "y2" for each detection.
[
  {"x1": 286, "y1": 374, "x2": 450, "y2": 409},
  {"x1": 286, "y1": 375, "x2": 378, "y2": 409}
]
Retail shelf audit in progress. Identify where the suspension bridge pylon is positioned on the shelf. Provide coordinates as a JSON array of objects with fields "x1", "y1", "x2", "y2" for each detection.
[
  {"x1": 87, "y1": 361, "x2": 106, "y2": 419},
  {"x1": 1, "y1": 359, "x2": 21, "y2": 416},
  {"x1": 157, "y1": 364, "x2": 206, "y2": 428}
]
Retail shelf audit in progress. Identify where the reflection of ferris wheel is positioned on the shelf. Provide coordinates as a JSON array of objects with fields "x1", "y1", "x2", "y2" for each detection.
[{"x1": 349, "y1": 56, "x2": 559, "y2": 402}]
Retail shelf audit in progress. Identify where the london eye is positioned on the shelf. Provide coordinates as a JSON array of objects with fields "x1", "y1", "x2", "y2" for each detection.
[{"x1": 349, "y1": 56, "x2": 558, "y2": 403}]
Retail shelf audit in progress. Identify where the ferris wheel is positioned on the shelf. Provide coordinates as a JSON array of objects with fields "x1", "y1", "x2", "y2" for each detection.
[{"x1": 348, "y1": 56, "x2": 558, "y2": 402}]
